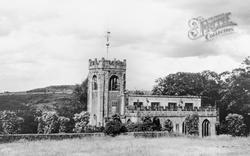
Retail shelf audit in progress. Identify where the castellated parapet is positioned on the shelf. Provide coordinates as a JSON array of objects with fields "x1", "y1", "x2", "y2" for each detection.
[{"x1": 89, "y1": 58, "x2": 126, "y2": 70}]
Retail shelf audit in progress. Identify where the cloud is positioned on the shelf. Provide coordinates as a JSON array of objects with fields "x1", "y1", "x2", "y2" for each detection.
[{"x1": 0, "y1": 0, "x2": 249, "y2": 91}]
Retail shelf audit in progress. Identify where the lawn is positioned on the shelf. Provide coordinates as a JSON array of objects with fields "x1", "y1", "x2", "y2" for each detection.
[{"x1": 0, "y1": 135, "x2": 249, "y2": 156}]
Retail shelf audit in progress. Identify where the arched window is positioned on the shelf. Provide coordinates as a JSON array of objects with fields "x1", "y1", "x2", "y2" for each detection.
[
  {"x1": 92, "y1": 75, "x2": 98, "y2": 90},
  {"x1": 109, "y1": 75, "x2": 119, "y2": 91},
  {"x1": 202, "y1": 119, "x2": 211, "y2": 137},
  {"x1": 123, "y1": 74, "x2": 126, "y2": 90},
  {"x1": 182, "y1": 122, "x2": 187, "y2": 134}
]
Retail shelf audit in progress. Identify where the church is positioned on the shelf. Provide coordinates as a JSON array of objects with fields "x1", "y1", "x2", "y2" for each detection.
[{"x1": 87, "y1": 58, "x2": 218, "y2": 137}]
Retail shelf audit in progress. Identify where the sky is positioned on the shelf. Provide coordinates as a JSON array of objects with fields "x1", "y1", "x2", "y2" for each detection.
[{"x1": 0, "y1": 0, "x2": 250, "y2": 92}]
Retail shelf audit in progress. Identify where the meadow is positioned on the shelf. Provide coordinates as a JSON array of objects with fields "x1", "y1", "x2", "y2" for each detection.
[{"x1": 0, "y1": 135, "x2": 249, "y2": 156}]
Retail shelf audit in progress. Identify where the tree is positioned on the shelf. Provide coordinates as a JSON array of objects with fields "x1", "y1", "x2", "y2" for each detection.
[
  {"x1": 73, "y1": 111, "x2": 90, "y2": 133},
  {"x1": 220, "y1": 57, "x2": 250, "y2": 133},
  {"x1": 0, "y1": 111, "x2": 24, "y2": 134},
  {"x1": 133, "y1": 90, "x2": 145, "y2": 95},
  {"x1": 184, "y1": 114, "x2": 199, "y2": 135},
  {"x1": 57, "y1": 79, "x2": 88, "y2": 132},
  {"x1": 104, "y1": 114, "x2": 123, "y2": 136},
  {"x1": 152, "y1": 71, "x2": 221, "y2": 107},
  {"x1": 57, "y1": 79, "x2": 88, "y2": 118},
  {"x1": 36, "y1": 111, "x2": 60, "y2": 134},
  {"x1": 225, "y1": 113, "x2": 247, "y2": 136}
]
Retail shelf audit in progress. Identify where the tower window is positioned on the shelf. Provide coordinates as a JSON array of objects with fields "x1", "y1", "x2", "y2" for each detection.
[
  {"x1": 92, "y1": 75, "x2": 98, "y2": 90},
  {"x1": 109, "y1": 75, "x2": 119, "y2": 91},
  {"x1": 123, "y1": 74, "x2": 126, "y2": 91}
]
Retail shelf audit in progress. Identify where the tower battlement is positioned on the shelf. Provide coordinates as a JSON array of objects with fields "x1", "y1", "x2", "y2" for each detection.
[{"x1": 89, "y1": 57, "x2": 126, "y2": 70}]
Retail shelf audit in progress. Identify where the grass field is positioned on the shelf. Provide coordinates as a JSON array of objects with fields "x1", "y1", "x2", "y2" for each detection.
[{"x1": 0, "y1": 135, "x2": 249, "y2": 156}]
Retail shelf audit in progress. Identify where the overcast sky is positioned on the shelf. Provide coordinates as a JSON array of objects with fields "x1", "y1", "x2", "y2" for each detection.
[{"x1": 0, "y1": 0, "x2": 250, "y2": 92}]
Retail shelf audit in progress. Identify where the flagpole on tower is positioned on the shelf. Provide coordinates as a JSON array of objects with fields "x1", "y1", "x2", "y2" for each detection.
[{"x1": 106, "y1": 31, "x2": 111, "y2": 59}]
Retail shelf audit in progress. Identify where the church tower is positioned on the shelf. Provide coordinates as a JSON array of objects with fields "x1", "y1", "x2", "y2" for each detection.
[{"x1": 87, "y1": 58, "x2": 126, "y2": 126}]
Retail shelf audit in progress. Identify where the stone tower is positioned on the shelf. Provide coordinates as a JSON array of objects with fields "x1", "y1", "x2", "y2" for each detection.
[{"x1": 87, "y1": 58, "x2": 126, "y2": 126}]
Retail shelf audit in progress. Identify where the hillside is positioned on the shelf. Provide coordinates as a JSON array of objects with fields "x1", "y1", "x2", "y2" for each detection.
[
  {"x1": 26, "y1": 85, "x2": 75, "y2": 93},
  {"x1": 0, "y1": 85, "x2": 76, "y2": 111}
]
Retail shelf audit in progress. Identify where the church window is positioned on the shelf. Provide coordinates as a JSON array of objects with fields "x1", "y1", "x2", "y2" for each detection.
[
  {"x1": 92, "y1": 75, "x2": 98, "y2": 90},
  {"x1": 109, "y1": 75, "x2": 120, "y2": 91}
]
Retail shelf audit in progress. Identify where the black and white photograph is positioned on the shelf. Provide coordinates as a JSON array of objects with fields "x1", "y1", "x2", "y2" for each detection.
[{"x1": 0, "y1": 0, "x2": 249, "y2": 155}]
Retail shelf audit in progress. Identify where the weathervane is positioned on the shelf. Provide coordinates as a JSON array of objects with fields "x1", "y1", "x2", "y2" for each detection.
[{"x1": 105, "y1": 31, "x2": 111, "y2": 59}]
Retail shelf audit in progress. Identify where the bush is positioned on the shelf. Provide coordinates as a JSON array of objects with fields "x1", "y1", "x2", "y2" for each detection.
[
  {"x1": 163, "y1": 119, "x2": 173, "y2": 132},
  {"x1": 225, "y1": 113, "x2": 247, "y2": 136},
  {"x1": 0, "y1": 111, "x2": 24, "y2": 134},
  {"x1": 36, "y1": 111, "x2": 60, "y2": 134},
  {"x1": 125, "y1": 116, "x2": 161, "y2": 132},
  {"x1": 184, "y1": 114, "x2": 199, "y2": 135},
  {"x1": 104, "y1": 120, "x2": 122, "y2": 136},
  {"x1": 73, "y1": 111, "x2": 90, "y2": 133},
  {"x1": 140, "y1": 116, "x2": 154, "y2": 131},
  {"x1": 217, "y1": 121, "x2": 228, "y2": 135},
  {"x1": 35, "y1": 111, "x2": 70, "y2": 134},
  {"x1": 126, "y1": 122, "x2": 141, "y2": 132},
  {"x1": 120, "y1": 124, "x2": 128, "y2": 133},
  {"x1": 104, "y1": 114, "x2": 127, "y2": 136}
]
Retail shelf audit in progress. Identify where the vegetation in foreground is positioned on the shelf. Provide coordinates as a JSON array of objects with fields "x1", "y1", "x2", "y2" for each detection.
[{"x1": 0, "y1": 135, "x2": 250, "y2": 156}]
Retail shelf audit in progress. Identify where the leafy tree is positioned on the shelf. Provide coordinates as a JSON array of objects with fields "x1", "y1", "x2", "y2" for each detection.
[
  {"x1": 184, "y1": 114, "x2": 199, "y2": 135},
  {"x1": 152, "y1": 71, "x2": 221, "y2": 107},
  {"x1": 36, "y1": 111, "x2": 60, "y2": 134},
  {"x1": 0, "y1": 111, "x2": 24, "y2": 134},
  {"x1": 220, "y1": 57, "x2": 250, "y2": 132},
  {"x1": 73, "y1": 111, "x2": 90, "y2": 133},
  {"x1": 225, "y1": 113, "x2": 247, "y2": 136}
]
